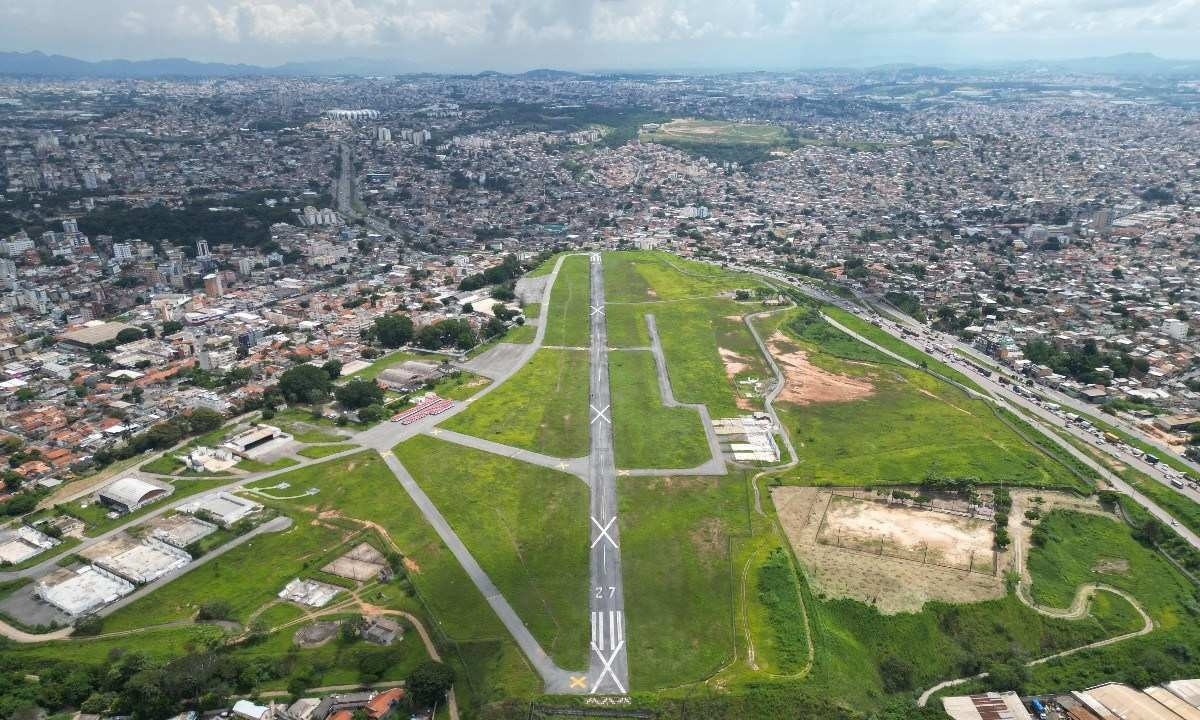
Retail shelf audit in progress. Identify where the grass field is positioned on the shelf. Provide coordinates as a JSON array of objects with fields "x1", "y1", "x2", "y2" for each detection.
[
  {"x1": 395, "y1": 436, "x2": 590, "y2": 669},
  {"x1": 603, "y1": 251, "x2": 765, "y2": 303},
  {"x1": 603, "y1": 252, "x2": 770, "y2": 418},
  {"x1": 619, "y1": 475, "x2": 746, "y2": 689},
  {"x1": 640, "y1": 119, "x2": 788, "y2": 145},
  {"x1": 608, "y1": 350, "x2": 710, "y2": 469},
  {"x1": 443, "y1": 349, "x2": 590, "y2": 458},
  {"x1": 1023, "y1": 509, "x2": 1200, "y2": 693},
  {"x1": 341, "y1": 349, "x2": 446, "y2": 382},
  {"x1": 235, "y1": 456, "x2": 299, "y2": 472},
  {"x1": 296, "y1": 443, "x2": 357, "y2": 459},
  {"x1": 542, "y1": 254, "x2": 590, "y2": 347},
  {"x1": 767, "y1": 315, "x2": 1086, "y2": 491},
  {"x1": 140, "y1": 455, "x2": 185, "y2": 475},
  {"x1": 821, "y1": 306, "x2": 985, "y2": 394}
]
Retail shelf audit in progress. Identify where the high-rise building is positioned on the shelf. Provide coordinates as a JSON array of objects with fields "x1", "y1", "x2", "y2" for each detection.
[{"x1": 203, "y1": 273, "x2": 224, "y2": 298}]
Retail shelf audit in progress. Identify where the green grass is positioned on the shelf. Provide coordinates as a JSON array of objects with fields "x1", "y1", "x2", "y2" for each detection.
[
  {"x1": 297, "y1": 443, "x2": 358, "y2": 459},
  {"x1": 140, "y1": 455, "x2": 185, "y2": 475},
  {"x1": 443, "y1": 349, "x2": 590, "y2": 457},
  {"x1": 772, "y1": 347, "x2": 1085, "y2": 491},
  {"x1": 608, "y1": 350, "x2": 710, "y2": 469},
  {"x1": 603, "y1": 251, "x2": 765, "y2": 302},
  {"x1": 542, "y1": 254, "x2": 591, "y2": 347},
  {"x1": 502, "y1": 322, "x2": 536, "y2": 344},
  {"x1": 1028, "y1": 510, "x2": 1194, "y2": 622},
  {"x1": 1022, "y1": 508, "x2": 1200, "y2": 694},
  {"x1": 343, "y1": 350, "x2": 446, "y2": 382},
  {"x1": 822, "y1": 306, "x2": 986, "y2": 394},
  {"x1": 395, "y1": 436, "x2": 589, "y2": 669},
  {"x1": 235, "y1": 456, "x2": 299, "y2": 472},
  {"x1": 653, "y1": 299, "x2": 774, "y2": 418},
  {"x1": 641, "y1": 119, "x2": 787, "y2": 145},
  {"x1": 619, "y1": 475, "x2": 746, "y2": 689},
  {"x1": 272, "y1": 409, "x2": 350, "y2": 443},
  {"x1": 522, "y1": 302, "x2": 541, "y2": 319},
  {"x1": 429, "y1": 370, "x2": 491, "y2": 400},
  {"x1": 755, "y1": 547, "x2": 810, "y2": 673}
]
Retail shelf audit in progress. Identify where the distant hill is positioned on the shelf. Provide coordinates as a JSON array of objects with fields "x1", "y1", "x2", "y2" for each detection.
[
  {"x1": 0, "y1": 51, "x2": 410, "y2": 78},
  {"x1": 2, "y1": 49, "x2": 1198, "y2": 80}
]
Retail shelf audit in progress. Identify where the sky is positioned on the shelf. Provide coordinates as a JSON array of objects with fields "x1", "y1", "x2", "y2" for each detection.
[{"x1": 3, "y1": 0, "x2": 1200, "y2": 72}]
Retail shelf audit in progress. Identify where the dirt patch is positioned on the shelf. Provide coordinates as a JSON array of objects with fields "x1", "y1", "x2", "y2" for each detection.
[
  {"x1": 689, "y1": 517, "x2": 726, "y2": 560},
  {"x1": 293, "y1": 621, "x2": 341, "y2": 648},
  {"x1": 719, "y1": 347, "x2": 750, "y2": 376},
  {"x1": 403, "y1": 557, "x2": 421, "y2": 574},
  {"x1": 718, "y1": 348, "x2": 755, "y2": 410},
  {"x1": 1093, "y1": 558, "x2": 1129, "y2": 575},
  {"x1": 818, "y1": 495, "x2": 994, "y2": 570},
  {"x1": 773, "y1": 486, "x2": 1004, "y2": 613},
  {"x1": 767, "y1": 332, "x2": 874, "y2": 405}
]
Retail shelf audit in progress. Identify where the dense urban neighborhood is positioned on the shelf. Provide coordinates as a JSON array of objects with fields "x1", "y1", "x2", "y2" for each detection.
[{"x1": 0, "y1": 58, "x2": 1199, "y2": 720}]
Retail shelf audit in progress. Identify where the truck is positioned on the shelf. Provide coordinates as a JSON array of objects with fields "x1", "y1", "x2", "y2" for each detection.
[
  {"x1": 1030, "y1": 698, "x2": 1047, "y2": 719},
  {"x1": 1103, "y1": 431, "x2": 1121, "y2": 444},
  {"x1": 1145, "y1": 453, "x2": 1160, "y2": 465}
]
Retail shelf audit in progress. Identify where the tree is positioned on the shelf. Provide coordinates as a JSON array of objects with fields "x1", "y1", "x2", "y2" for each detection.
[
  {"x1": 879, "y1": 655, "x2": 915, "y2": 693},
  {"x1": 161, "y1": 320, "x2": 183, "y2": 335},
  {"x1": 187, "y1": 408, "x2": 224, "y2": 434},
  {"x1": 373, "y1": 314, "x2": 414, "y2": 348},
  {"x1": 335, "y1": 379, "x2": 384, "y2": 410},
  {"x1": 357, "y1": 405, "x2": 385, "y2": 423},
  {"x1": 406, "y1": 661, "x2": 455, "y2": 708},
  {"x1": 321, "y1": 359, "x2": 343, "y2": 380},
  {"x1": 278, "y1": 364, "x2": 332, "y2": 404},
  {"x1": 115, "y1": 327, "x2": 144, "y2": 345}
]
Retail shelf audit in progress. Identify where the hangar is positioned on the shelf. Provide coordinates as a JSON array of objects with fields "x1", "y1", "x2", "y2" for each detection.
[
  {"x1": 222, "y1": 424, "x2": 291, "y2": 457},
  {"x1": 96, "y1": 477, "x2": 173, "y2": 514},
  {"x1": 179, "y1": 492, "x2": 262, "y2": 526},
  {"x1": 35, "y1": 566, "x2": 135, "y2": 616}
]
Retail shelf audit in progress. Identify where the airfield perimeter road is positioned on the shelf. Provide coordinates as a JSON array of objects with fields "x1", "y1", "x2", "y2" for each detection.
[{"x1": 585, "y1": 252, "x2": 630, "y2": 695}]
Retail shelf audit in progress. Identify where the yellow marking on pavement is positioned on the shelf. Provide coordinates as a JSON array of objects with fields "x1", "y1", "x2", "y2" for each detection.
[{"x1": 570, "y1": 676, "x2": 587, "y2": 689}]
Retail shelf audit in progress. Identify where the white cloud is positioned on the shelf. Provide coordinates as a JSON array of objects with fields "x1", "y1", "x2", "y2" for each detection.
[{"x1": 0, "y1": 0, "x2": 1198, "y2": 66}]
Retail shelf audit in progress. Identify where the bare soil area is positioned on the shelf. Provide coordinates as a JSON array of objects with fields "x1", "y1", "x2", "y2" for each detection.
[
  {"x1": 767, "y1": 332, "x2": 874, "y2": 405},
  {"x1": 773, "y1": 487, "x2": 1003, "y2": 613},
  {"x1": 817, "y1": 495, "x2": 993, "y2": 570}
]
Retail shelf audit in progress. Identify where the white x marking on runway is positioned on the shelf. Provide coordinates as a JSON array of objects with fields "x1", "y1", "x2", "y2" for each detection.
[
  {"x1": 590, "y1": 404, "x2": 610, "y2": 425},
  {"x1": 590, "y1": 642, "x2": 626, "y2": 694},
  {"x1": 591, "y1": 516, "x2": 618, "y2": 548},
  {"x1": 590, "y1": 305, "x2": 605, "y2": 317}
]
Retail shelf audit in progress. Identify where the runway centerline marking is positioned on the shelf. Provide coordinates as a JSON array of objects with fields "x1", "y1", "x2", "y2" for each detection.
[{"x1": 590, "y1": 516, "x2": 618, "y2": 549}]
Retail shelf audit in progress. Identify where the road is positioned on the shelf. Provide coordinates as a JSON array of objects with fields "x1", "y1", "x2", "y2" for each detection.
[
  {"x1": 718, "y1": 258, "x2": 1200, "y2": 553},
  {"x1": 585, "y1": 252, "x2": 629, "y2": 696},
  {"x1": 0, "y1": 516, "x2": 294, "y2": 642},
  {"x1": 820, "y1": 309, "x2": 1200, "y2": 552}
]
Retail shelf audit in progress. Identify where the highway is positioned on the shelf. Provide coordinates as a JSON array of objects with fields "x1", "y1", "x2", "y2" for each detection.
[{"x1": 721, "y1": 260, "x2": 1200, "y2": 551}]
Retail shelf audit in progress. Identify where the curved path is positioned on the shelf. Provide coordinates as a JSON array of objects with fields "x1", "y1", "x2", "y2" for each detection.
[{"x1": 916, "y1": 584, "x2": 1153, "y2": 707}]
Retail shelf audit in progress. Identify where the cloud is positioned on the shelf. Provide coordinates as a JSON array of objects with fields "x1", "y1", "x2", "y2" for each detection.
[{"x1": 0, "y1": 0, "x2": 1197, "y2": 67}]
